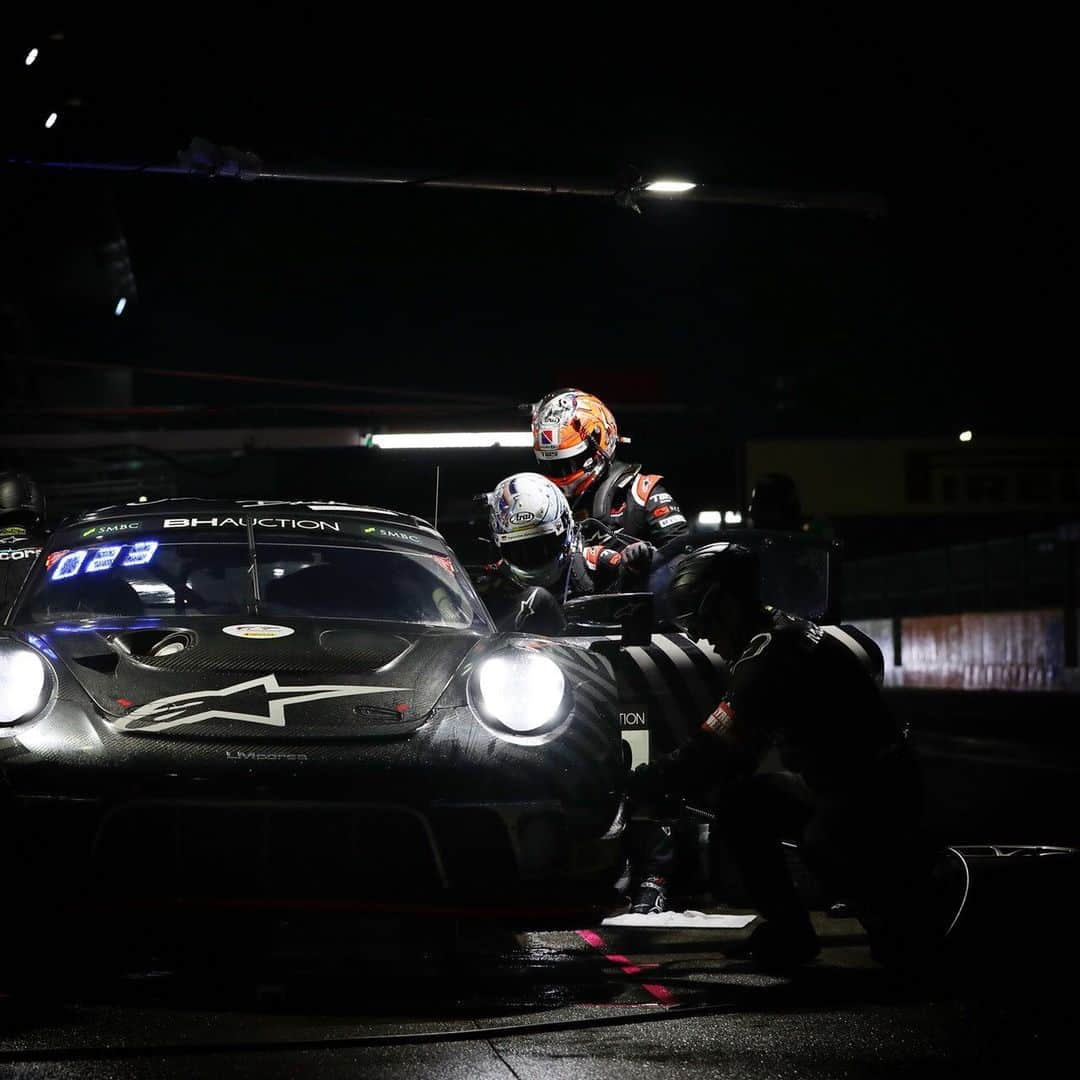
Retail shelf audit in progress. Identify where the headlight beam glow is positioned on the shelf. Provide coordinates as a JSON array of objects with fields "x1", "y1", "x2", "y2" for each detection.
[
  {"x1": 0, "y1": 645, "x2": 49, "y2": 725},
  {"x1": 475, "y1": 652, "x2": 566, "y2": 734}
]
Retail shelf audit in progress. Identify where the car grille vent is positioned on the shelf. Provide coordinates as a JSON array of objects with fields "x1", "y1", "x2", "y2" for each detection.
[
  {"x1": 319, "y1": 630, "x2": 412, "y2": 669},
  {"x1": 141, "y1": 633, "x2": 410, "y2": 675},
  {"x1": 144, "y1": 652, "x2": 365, "y2": 674}
]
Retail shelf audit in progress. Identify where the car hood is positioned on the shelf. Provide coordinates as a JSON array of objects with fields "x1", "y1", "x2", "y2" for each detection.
[{"x1": 33, "y1": 617, "x2": 485, "y2": 739}]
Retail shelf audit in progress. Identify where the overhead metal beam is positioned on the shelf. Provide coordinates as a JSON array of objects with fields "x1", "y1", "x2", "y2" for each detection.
[
  {"x1": 0, "y1": 427, "x2": 375, "y2": 452},
  {"x1": 5, "y1": 155, "x2": 887, "y2": 216},
  {"x1": 0, "y1": 427, "x2": 546, "y2": 452},
  {"x1": 26, "y1": 357, "x2": 512, "y2": 406}
]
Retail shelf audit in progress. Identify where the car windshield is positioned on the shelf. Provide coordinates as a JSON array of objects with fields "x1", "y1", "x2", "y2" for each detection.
[{"x1": 17, "y1": 541, "x2": 490, "y2": 630}]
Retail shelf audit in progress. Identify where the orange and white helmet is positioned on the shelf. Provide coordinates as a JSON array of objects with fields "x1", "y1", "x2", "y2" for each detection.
[{"x1": 531, "y1": 388, "x2": 619, "y2": 502}]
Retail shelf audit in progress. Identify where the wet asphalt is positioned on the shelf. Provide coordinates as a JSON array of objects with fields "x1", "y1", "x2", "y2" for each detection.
[
  {"x1": 4, "y1": 705, "x2": 1077, "y2": 1077},
  {"x1": 1, "y1": 907, "x2": 1070, "y2": 1079}
]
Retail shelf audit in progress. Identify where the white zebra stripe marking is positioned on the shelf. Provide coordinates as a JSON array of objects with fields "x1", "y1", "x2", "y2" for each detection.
[
  {"x1": 625, "y1": 645, "x2": 692, "y2": 743},
  {"x1": 650, "y1": 633, "x2": 716, "y2": 719}
]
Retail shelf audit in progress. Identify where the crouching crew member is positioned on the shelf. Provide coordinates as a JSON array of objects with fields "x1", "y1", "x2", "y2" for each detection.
[{"x1": 629, "y1": 542, "x2": 934, "y2": 969}]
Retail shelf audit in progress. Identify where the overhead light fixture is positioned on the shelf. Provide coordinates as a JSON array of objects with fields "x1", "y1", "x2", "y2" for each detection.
[
  {"x1": 369, "y1": 432, "x2": 533, "y2": 449},
  {"x1": 25, "y1": 48, "x2": 39, "y2": 66},
  {"x1": 959, "y1": 430, "x2": 973, "y2": 443},
  {"x1": 697, "y1": 510, "x2": 722, "y2": 526},
  {"x1": 114, "y1": 297, "x2": 127, "y2": 316},
  {"x1": 645, "y1": 180, "x2": 696, "y2": 194},
  {"x1": 724, "y1": 510, "x2": 743, "y2": 525},
  {"x1": 44, "y1": 111, "x2": 58, "y2": 129}
]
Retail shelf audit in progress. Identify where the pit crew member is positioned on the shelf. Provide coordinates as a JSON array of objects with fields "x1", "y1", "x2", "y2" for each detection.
[{"x1": 629, "y1": 542, "x2": 933, "y2": 968}]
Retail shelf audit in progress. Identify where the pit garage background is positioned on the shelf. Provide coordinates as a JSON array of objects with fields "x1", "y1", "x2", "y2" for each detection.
[{"x1": 2, "y1": 12, "x2": 1078, "y2": 1076}]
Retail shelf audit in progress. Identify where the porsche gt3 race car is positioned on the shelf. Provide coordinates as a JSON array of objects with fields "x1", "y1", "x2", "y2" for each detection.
[{"x1": 0, "y1": 500, "x2": 626, "y2": 926}]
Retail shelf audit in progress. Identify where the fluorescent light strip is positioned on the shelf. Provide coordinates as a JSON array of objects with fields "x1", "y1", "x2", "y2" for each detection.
[
  {"x1": 645, "y1": 180, "x2": 696, "y2": 193},
  {"x1": 371, "y1": 432, "x2": 532, "y2": 449}
]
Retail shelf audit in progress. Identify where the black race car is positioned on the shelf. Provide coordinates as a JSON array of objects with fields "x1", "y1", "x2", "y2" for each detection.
[{"x1": 0, "y1": 500, "x2": 625, "y2": 925}]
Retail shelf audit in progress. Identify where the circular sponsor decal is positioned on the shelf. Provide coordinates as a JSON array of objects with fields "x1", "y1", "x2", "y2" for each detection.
[{"x1": 222, "y1": 624, "x2": 295, "y2": 640}]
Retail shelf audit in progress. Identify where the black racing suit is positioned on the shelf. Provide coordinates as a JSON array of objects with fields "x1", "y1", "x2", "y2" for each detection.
[
  {"x1": 0, "y1": 525, "x2": 44, "y2": 621},
  {"x1": 573, "y1": 463, "x2": 690, "y2": 900},
  {"x1": 575, "y1": 462, "x2": 689, "y2": 580},
  {"x1": 635, "y1": 609, "x2": 930, "y2": 942},
  {"x1": 474, "y1": 546, "x2": 620, "y2": 635}
]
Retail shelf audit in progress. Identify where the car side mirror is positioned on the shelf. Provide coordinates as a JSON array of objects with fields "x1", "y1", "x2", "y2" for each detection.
[{"x1": 562, "y1": 592, "x2": 654, "y2": 647}]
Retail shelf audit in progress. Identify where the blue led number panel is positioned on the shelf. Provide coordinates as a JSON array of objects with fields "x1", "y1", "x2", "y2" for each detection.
[
  {"x1": 52, "y1": 550, "x2": 88, "y2": 580},
  {"x1": 85, "y1": 546, "x2": 122, "y2": 573},
  {"x1": 50, "y1": 540, "x2": 159, "y2": 580},
  {"x1": 122, "y1": 541, "x2": 158, "y2": 567}
]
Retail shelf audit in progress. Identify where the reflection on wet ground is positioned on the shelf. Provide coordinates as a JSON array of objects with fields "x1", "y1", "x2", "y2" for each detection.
[{"x1": 1, "y1": 909, "x2": 1076, "y2": 1077}]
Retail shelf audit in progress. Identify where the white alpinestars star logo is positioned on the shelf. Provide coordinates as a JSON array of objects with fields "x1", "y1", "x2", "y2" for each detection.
[
  {"x1": 518, "y1": 588, "x2": 538, "y2": 622},
  {"x1": 115, "y1": 674, "x2": 409, "y2": 733}
]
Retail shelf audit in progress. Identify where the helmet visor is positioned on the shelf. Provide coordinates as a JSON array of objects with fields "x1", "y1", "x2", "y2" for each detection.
[
  {"x1": 503, "y1": 531, "x2": 566, "y2": 571},
  {"x1": 537, "y1": 445, "x2": 591, "y2": 480}
]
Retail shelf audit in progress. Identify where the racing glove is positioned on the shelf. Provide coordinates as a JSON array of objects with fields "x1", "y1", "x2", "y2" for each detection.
[
  {"x1": 627, "y1": 760, "x2": 674, "y2": 803},
  {"x1": 621, "y1": 540, "x2": 656, "y2": 572},
  {"x1": 628, "y1": 726, "x2": 737, "y2": 803}
]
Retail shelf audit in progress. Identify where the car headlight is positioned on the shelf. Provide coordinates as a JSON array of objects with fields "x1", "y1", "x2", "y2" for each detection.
[
  {"x1": 0, "y1": 641, "x2": 52, "y2": 726},
  {"x1": 469, "y1": 650, "x2": 570, "y2": 739}
]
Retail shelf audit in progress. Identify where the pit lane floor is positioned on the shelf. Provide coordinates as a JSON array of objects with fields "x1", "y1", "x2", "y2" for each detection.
[{"x1": 0, "y1": 908, "x2": 1070, "y2": 1079}]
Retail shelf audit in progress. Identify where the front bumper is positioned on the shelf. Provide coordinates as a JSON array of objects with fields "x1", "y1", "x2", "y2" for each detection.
[
  {"x1": 7, "y1": 790, "x2": 626, "y2": 924},
  {"x1": 2, "y1": 685, "x2": 626, "y2": 923}
]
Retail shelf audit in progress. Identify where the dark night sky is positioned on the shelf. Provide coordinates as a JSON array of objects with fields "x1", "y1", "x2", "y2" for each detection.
[{"x1": 1, "y1": 12, "x2": 1072, "y2": 443}]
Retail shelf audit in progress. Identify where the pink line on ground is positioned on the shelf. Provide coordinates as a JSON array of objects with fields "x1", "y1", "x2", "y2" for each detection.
[
  {"x1": 639, "y1": 981, "x2": 679, "y2": 1006},
  {"x1": 577, "y1": 929, "x2": 606, "y2": 950},
  {"x1": 576, "y1": 929, "x2": 679, "y2": 1007}
]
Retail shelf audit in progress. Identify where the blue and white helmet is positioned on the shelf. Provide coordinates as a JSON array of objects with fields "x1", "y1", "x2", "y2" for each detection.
[{"x1": 488, "y1": 472, "x2": 574, "y2": 587}]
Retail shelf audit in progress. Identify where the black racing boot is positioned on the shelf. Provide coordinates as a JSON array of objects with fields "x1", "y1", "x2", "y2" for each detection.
[
  {"x1": 629, "y1": 876, "x2": 669, "y2": 915},
  {"x1": 747, "y1": 918, "x2": 821, "y2": 970}
]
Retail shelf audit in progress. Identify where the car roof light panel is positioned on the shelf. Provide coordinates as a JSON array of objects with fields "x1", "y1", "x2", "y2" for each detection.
[
  {"x1": 51, "y1": 550, "x2": 88, "y2": 580},
  {"x1": 85, "y1": 546, "x2": 122, "y2": 573},
  {"x1": 122, "y1": 541, "x2": 159, "y2": 567}
]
